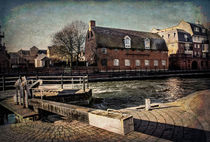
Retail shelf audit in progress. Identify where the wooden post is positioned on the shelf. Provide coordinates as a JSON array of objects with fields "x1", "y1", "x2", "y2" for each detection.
[
  {"x1": 87, "y1": 75, "x2": 89, "y2": 89},
  {"x1": 41, "y1": 89, "x2": 43, "y2": 100},
  {"x1": 145, "y1": 99, "x2": 151, "y2": 111},
  {"x1": 2, "y1": 75, "x2": 5, "y2": 91},
  {"x1": 25, "y1": 89, "x2": 28, "y2": 108},
  {"x1": 71, "y1": 78, "x2": 74, "y2": 89},
  {"x1": 83, "y1": 77, "x2": 85, "y2": 92},
  {"x1": 15, "y1": 87, "x2": 18, "y2": 104},
  {"x1": 61, "y1": 74, "x2": 63, "y2": 89}
]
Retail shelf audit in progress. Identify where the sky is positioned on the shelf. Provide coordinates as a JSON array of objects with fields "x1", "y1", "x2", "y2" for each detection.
[{"x1": 0, "y1": 0, "x2": 210, "y2": 52}]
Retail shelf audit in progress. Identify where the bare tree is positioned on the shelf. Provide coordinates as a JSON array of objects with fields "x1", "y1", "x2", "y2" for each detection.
[{"x1": 52, "y1": 20, "x2": 88, "y2": 68}]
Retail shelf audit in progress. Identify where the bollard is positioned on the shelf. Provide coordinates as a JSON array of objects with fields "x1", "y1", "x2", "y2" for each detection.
[
  {"x1": 87, "y1": 75, "x2": 89, "y2": 89},
  {"x1": 61, "y1": 74, "x2": 63, "y2": 89},
  {"x1": 83, "y1": 77, "x2": 85, "y2": 92},
  {"x1": 2, "y1": 76, "x2": 5, "y2": 91},
  {"x1": 145, "y1": 99, "x2": 151, "y2": 111}
]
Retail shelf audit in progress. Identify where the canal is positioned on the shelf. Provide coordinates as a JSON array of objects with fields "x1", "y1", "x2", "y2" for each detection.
[{"x1": 90, "y1": 77, "x2": 210, "y2": 110}]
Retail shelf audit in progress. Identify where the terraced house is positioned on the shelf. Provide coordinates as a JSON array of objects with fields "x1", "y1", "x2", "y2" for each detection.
[
  {"x1": 85, "y1": 20, "x2": 168, "y2": 72},
  {"x1": 152, "y1": 20, "x2": 210, "y2": 70}
]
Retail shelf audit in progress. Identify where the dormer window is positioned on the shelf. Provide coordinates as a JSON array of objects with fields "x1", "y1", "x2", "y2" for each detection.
[
  {"x1": 144, "y1": 38, "x2": 150, "y2": 49},
  {"x1": 184, "y1": 34, "x2": 188, "y2": 41},
  {"x1": 124, "y1": 36, "x2": 131, "y2": 48},
  {"x1": 194, "y1": 27, "x2": 199, "y2": 32},
  {"x1": 202, "y1": 29, "x2": 206, "y2": 33}
]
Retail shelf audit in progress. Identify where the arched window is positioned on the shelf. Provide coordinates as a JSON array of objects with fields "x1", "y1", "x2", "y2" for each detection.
[
  {"x1": 144, "y1": 38, "x2": 150, "y2": 49},
  {"x1": 124, "y1": 36, "x2": 131, "y2": 48}
]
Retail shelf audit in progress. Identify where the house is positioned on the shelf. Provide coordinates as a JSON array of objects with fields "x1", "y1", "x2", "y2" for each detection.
[
  {"x1": 152, "y1": 20, "x2": 209, "y2": 70},
  {"x1": 0, "y1": 26, "x2": 10, "y2": 73},
  {"x1": 85, "y1": 20, "x2": 168, "y2": 72},
  {"x1": 11, "y1": 46, "x2": 47, "y2": 68},
  {"x1": 9, "y1": 52, "x2": 28, "y2": 69},
  {"x1": 34, "y1": 54, "x2": 50, "y2": 68}
]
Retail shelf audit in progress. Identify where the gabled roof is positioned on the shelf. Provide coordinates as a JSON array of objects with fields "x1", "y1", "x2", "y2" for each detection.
[
  {"x1": 38, "y1": 50, "x2": 47, "y2": 54},
  {"x1": 92, "y1": 26, "x2": 168, "y2": 51},
  {"x1": 35, "y1": 53, "x2": 49, "y2": 60}
]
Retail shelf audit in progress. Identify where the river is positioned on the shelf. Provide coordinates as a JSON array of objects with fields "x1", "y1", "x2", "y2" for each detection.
[{"x1": 90, "y1": 77, "x2": 210, "y2": 110}]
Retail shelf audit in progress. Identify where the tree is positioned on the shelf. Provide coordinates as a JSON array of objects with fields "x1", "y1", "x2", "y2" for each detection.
[{"x1": 52, "y1": 20, "x2": 88, "y2": 68}]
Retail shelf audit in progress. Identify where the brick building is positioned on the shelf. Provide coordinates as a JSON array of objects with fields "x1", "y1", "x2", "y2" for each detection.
[
  {"x1": 0, "y1": 25, "x2": 10, "y2": 73},
  {"x1": 152, "y1": 20, "x2": 209, "y2": 70},
  {"x1": 85, "y1": 20, "x2": 168, "y2": 72}
]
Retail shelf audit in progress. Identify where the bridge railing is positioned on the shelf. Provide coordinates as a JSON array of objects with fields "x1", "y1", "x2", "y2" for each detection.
[{"x1": 0, "y1": 75, "x2": 89, "y2": 91}]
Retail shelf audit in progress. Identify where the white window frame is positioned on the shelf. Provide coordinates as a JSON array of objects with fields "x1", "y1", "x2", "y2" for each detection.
[
  {"x1": 135, "y1": 60, "x2": 140, "y2": 66},
  {"x1": 125, "y1": 59, "x2": 130, "y2": 66},
  {"x1": 194, "y1": 27, "x2": 199, "y2": 32},
  {"x1": 124, "y1": 36, "x2": 131, "y2": 48},
  {"x1": 144, "y1": 38, "x2": 150, "y2": 49},
  {"x1": 202, "y1": 29, "x2": 206, "y2": 33},
  {"x1": 145, "y1": 60, "x2": 149, "y2": 66},
  {"x1": 154, "y1": 60, "x2": 158, "y2": 66},
  {"x1": 113, "y1": 59, "x2": 119, "y2": 66},
  {"x1": 101, "y1": 48, "x2": 107, "y2": 54},
  {"x1": 162, "y1": 60, "x2": 166, "y2": 66}
]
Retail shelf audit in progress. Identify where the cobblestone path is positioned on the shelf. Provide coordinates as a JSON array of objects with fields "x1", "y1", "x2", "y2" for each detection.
[{"x1": 0, "y1": 90, "x2": 209, "y2": 142}]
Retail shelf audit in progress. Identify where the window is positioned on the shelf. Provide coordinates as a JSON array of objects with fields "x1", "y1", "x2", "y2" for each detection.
[
  {"x1": 145, "y1": 60, "x2": 149, "y2": 66},
  {"x1": 125, "y1": 59, "x2": 130, "y2": 66},
  {"x1": 174, "y1": 33, "x2": 176, "y2": 37},
  {"x1": 154, "y1": 60, "x2": 158, "y2": 66},
  {"x1": 101, "y1": 48, "x2": 107, "y2": 54},
  {"x1": 198, "y1": 44, "x2": 200, "y2": 48},
  {"x1": 162, "y1": 35, "x2": 164, "y2": 38},
  {"x1": 135, "y1": 60, "x2": 140, "y2": 66},
  {"x1": 184, "y1": 34, "x2": 188, "y2": 41},
  {"x1": 168, "y1": 34, "x2": 170, "y2": 38},
  {"x1": 101, "y1": 59, "x2": 107, "y2": 66},
  {"x1": 194, "y1": 27, "x2": 199, "y2": 32},
  {"x1": 113, "y1": 59, "x2": 119, "y2": 66},
  {"x1": 198, "y1": 52, "x2": 200, "y2": 57},
  {"x1": 202, "y1": 29, "x2": 206, "y2": 33},
  {"x1": 124, "y1": 36, "x2": 131, "y2": 48},
  {"x1": 194, "y1": 51, "x2": 197, "y2": 56},
  {"x1": 162, "y1": 60, "x2": 166, "y2": 66},
  {"x1": 144, "y1": 38, "x2": 150, "y2": 49},
  {"x1": 203, "y1": 53, "x2": 206, "y2": 58}
]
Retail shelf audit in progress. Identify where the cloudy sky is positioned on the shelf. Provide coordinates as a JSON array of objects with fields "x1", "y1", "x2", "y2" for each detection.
[{"x1": 0, "y1": 0, "x2": 210, "y2": 52}]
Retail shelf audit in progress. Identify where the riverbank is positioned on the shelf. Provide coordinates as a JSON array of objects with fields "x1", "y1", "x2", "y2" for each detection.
[{"x1": 0, "y1": 89, "x2": 209, "y2": 141}]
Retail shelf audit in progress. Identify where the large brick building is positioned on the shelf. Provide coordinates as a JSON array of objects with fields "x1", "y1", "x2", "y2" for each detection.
[
  {"x1": 152, "y1": 20, "x2": 209, "y2": 70},
  {"x1": 85, "y1": 20, "x2": 168, "y2": 72}
]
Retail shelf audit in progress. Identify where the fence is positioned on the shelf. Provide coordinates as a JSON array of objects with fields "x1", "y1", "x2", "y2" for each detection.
[{"x1": 0, "y1": 75, "x2": 89, "y2": 91}]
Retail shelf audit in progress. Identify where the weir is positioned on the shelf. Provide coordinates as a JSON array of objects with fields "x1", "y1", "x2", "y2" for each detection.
[{"x1": 0, "y1": 75, "x2": 134, "y2": 135}]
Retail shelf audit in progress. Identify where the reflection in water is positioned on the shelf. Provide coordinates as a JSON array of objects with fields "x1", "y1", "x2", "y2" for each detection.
[{"x1": 90, "y1": 77, "x2": 210, "y2": 110}]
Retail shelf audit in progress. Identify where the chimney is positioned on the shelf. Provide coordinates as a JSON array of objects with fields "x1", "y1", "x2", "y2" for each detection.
[
  {"x1": 89, "y1": 20, "x2": 96, "y2": 31},
  {"x1": 195, "y1": 20, "x2": 200, "y2": 25}
]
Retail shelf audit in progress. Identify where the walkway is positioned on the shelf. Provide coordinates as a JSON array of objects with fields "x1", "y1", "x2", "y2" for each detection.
[{"x1": 0, "y1": 90, "x2": 209, "y2": 142}]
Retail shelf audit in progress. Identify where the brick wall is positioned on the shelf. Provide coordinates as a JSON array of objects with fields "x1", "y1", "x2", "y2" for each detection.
[{"x1": 96, "y1": 48, "x2": 168, "y2": 71}]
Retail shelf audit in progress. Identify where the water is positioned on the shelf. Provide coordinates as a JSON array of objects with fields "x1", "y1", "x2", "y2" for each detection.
[
  {"x1": 90, "y1": 77, "x2": 210, "y2": 110},
  {"x1": 0, "y1": 105, "x2": 16, "y2": 125}
]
